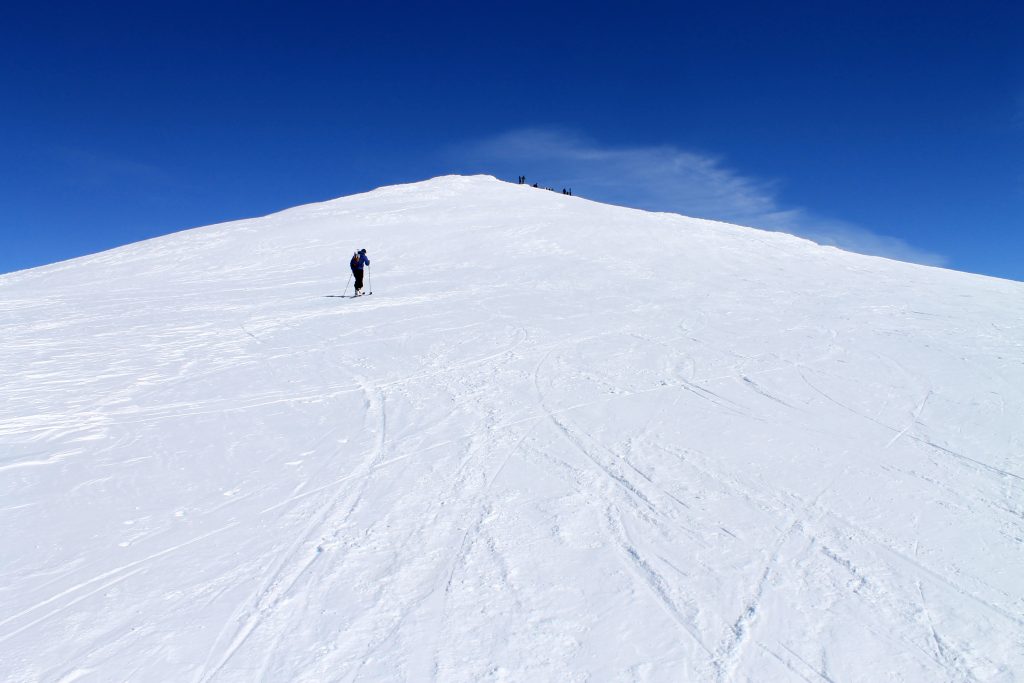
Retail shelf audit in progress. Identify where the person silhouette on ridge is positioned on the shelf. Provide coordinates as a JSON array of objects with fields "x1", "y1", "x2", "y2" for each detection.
[{"x1": 350, "y1": 248, "x2": 370, "y2": 296}]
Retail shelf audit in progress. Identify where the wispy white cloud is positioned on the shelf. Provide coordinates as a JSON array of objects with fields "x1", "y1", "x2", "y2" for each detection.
[{"x1": 459, "y1": 128, "x2": 946, "y2": 267}]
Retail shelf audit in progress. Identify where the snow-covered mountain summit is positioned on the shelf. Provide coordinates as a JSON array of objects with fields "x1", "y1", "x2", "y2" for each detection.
[{"x1": 2, "y1": 175, "x2": 1022, "y2": 681}]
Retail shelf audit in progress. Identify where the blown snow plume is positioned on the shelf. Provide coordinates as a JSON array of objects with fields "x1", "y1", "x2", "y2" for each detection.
[{"x1": 2, "y1": 175, "x2": 1022, "y2": 681}]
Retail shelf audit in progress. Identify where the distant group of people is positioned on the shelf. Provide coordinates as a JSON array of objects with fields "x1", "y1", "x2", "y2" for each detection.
[{"x1": 517, "y1": 176, "x2": 572, "y2": 196}]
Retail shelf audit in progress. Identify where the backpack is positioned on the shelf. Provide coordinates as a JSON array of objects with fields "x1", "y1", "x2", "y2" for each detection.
[{"x1": 350, "y1": 253, "x2": 360, "y2": 270}]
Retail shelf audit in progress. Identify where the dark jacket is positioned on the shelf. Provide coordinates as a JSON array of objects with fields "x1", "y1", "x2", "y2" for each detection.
[{"x1": 350, "y1": 253, "x2": 370, "y2": 271}]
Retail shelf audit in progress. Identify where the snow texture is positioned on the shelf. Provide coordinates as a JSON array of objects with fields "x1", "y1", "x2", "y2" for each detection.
[{"x1": 1, "y1": 175, "x2": 1022, "y2": 682}]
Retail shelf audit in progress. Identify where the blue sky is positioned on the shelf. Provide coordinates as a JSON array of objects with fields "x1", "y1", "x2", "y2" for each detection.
[{"x1": 2, "y1": 1, "x2": 1022, "y2": 280}]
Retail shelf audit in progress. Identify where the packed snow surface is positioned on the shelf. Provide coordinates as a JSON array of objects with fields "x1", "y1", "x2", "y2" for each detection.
[{"x1": 2, "y1": 175, "x2": 1023, "y2": 682}]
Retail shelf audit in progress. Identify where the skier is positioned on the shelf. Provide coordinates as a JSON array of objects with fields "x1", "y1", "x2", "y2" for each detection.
[{"x1": 350, "y1": 248, "x2": 370, "y2": 296}]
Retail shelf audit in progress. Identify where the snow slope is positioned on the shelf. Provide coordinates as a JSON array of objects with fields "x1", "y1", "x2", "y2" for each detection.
[{"x1": 1, "y1": 175, "x2": 1022, "y2": 682}]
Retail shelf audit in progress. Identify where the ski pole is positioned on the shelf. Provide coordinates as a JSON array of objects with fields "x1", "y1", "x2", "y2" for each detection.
[
  {"x1": 342, "y1": 272, "x2": 352, "y2": 297},
  {"x1": 368, "y1": 266, "x2": 372, "y2": 295}
]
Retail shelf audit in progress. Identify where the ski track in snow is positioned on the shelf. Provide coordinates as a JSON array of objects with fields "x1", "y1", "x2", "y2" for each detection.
[{"x1": 2, "y1": 175, "x2": 1023, "y2": 681}]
